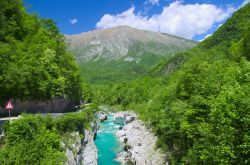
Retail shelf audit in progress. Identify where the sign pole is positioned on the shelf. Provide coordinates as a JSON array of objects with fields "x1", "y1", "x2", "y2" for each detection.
[
  {"x1": 5, "y1": 100, "x2": 14, "y2": 122},
  {"x1": 9, "y1": 109, "x2": 10, "y2": 121}
]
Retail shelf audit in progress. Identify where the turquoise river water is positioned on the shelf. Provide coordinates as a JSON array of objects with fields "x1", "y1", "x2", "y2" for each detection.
[{"x1": 94, "y1": 114, "x2": 123, "y2": 165}]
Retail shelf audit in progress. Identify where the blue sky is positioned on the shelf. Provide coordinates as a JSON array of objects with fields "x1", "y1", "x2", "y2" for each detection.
[{"x1": 24, "y1": 0, "x2": 249, "y2": 41}]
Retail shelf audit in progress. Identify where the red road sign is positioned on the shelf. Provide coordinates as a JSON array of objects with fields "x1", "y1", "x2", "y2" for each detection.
[{"x1": 5, "y1": 100, "x2": 14, "y2": 110}]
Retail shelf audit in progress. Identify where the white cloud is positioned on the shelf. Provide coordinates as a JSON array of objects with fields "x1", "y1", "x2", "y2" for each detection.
[
  {"x1": 199, "y1": 33, "x2": 212, "y2": 42},
  {"x1": 241, "y1": 0, "x2": 250, "y2": 7},
  {"x1": 147, "y1": 0, "x2": 160, "y2": 5},
  {"x1": 96, "y1": 1, "x2": 235, "y2": 39},
  {"x1": 218, "y1": 23, "x2": 223, "y2": 27},
  {"x1": 69, "y1": 18, "x2": 78, "y2": 25}
]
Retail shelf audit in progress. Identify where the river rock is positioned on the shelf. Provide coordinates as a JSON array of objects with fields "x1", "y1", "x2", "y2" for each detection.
[
  {"x1": 96, "y1": 111, "x2": 107, "y2": 121},
  {"x1": 116, "y1": 112, "x2": 167, "y2": 165},
  {"x1": 116, "y1": 151, "x2": 135, "y2": 164},
  {"x1": 113, "y1": 111, "x2": 136, "y2": 125},
  {"x1": 125, "y1": 115, "x2": 135, "y2": 124}
]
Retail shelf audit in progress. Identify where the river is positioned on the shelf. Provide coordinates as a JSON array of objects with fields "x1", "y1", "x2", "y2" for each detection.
[{"x1": 94, "y1": 114, "x2": 123, "y2": 165}]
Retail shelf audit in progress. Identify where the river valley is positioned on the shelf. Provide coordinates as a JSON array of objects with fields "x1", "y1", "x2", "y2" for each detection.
[{"x1": 92, "y1": 111, "x2": 167, "y2": 165}]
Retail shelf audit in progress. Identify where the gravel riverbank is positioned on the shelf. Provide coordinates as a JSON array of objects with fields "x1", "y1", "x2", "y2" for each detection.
[
  {"x1": 114, "y1": 111, "x2": 167, "y2": 165},
  {"x1": 65, "y1": 130, "x2": 98, "y2": 165}
]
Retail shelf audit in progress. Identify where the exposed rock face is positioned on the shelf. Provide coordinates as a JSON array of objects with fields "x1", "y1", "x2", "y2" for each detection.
[
  {"x1": 66, "y1": 26, "x2": 197, "y2": 62},
  {"x1": 115, "y1": 112, "x2": 167, "y2": 165},
  {"x1": 113, "y1": 111, "x2": 136, "y2": 125},
  {"x1": 66, "y1": 26, "x2": 197, "y2": 84},
  {"x1": 64, "y1": 130, "x2": 98, "y2": 165},
  {"x1": 0, "y1": 98, "x2": 75, "y2": 116},
  {"x1": 66, "y1": 149, "x2": 76, "y2": 165},
  {"x1": 64, "y1": 132, "x2": 82, "y2": 165},
  {"x1": 96, "y1": 111, "x2": 107, "y2": 122},
  {"x1": 82, "y1": 130, "x2": 98, "y2": 165},
  {"x1": 125, "y1": 115, "x2": 135, "y2": 124}
]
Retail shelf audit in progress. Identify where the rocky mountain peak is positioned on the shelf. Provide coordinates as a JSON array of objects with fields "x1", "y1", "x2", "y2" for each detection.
[{"x1": 66, "y1": 26, "x2": 197, "y2": 62}]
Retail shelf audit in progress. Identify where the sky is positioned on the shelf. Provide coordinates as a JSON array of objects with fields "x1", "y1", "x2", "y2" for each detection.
[{"x1": 24, "y1": 0, "x2": 249, "y2": 41}]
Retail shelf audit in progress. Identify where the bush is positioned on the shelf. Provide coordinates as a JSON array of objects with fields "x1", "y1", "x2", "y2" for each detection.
[{"x1": 0, "y1": 110, "x2": 93, "y2": 164}]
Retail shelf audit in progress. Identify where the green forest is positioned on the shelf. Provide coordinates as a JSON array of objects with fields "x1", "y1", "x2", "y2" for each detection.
[
  {"x1": 93, "y1": 4, "x2": 250, "y2": 164},
  {"x1": 0, "y1": 0, "x2": 249, "y2": 164},
  {"x1": 0, "y1": 110, "x2": 95, "y2": 164},
  {"x1": 0, "y1": 0, "x2": 90, "y2": 164},
  {"x1": 0, "y1": 0, "x2": 83, "y2": 104}
]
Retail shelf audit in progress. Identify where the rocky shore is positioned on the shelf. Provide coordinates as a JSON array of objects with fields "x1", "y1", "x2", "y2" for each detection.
[
  {"x1": 64, "y1": 110, "x2": 167, "y2": 165},
  {"x1": 96, "y1": 111, "x2": 108, "y2": 122},
  {"x1": 82, "y1": 130, "x2": 98, "y2": 165},
  {"x1": 113, "y1": 111, "x2": 135, "y2": 125},
  {"x1": 64, "y1": 129, "x2": 98, "y2": 165},
  {"x1": 114, "y1": 111, "x2": 167, "y2": 165}
]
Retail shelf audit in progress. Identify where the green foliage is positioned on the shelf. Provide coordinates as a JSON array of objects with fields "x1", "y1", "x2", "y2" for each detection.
[
  {"x1": 80, "y1": 53, "x2": 169, "y2": 84},
  {"x1": 54, "y1": 110, "x2": 94, "y2": 133},
  {"x1": 0, "y1": 0, "x2": 83, "y2": 104},
  {"x1": 94, "y1": 4, "x2": 250, "y2": 164},
  {"x1": 0, "y1": 110, "x2": 94, "y2": 164},
  {"x1": 70, "y1": 27, "x2": 197, "y2": 85},
  {"x1": 0, "y1": 115, "x2": 65, "y2": 164},
  {"x1": 199, "y1": 3, "x2": 250, "y2": 50}
]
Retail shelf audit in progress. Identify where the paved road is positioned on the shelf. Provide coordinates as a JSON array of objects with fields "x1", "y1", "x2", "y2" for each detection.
[{"x1": 0, "y1": 116, "x2": 20, "y2": 121}]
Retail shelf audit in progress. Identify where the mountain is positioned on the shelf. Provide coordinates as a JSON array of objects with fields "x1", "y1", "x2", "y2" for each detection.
[
  {"x1": 66, "y1": 26, "x2": 197, "y2": 84},
  {"x1": 94, "y1": 3, "x2": 250, "y2": 164}
]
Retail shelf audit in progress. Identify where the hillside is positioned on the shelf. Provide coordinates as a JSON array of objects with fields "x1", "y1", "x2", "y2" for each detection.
[
  {"x1": 94, "y1": 3, "x2": 250, "y2": 164},
  {"x1": 0, "y1": 0, "x2": 92, "y2": 164},
  {"x1": 151, "y1": 2, "x2": 250, "y2": 76},
  {"x1": 0, "y1": 0, "x2": 82, "y2": 106},
  {"x1": 66, "y1": 26, "x2": 197, "y2": 84}
]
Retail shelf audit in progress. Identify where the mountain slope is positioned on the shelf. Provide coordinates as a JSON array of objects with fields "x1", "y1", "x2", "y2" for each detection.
[
  {"x1": 199, "y1": 3, "x2": 250, "y2": 50},
  {"x1": 94, "y1": 3, "x2": 250, "y2": 164},
  {"x1": 151, "y1": 3, "x2": 250, "y2": 76},
  {"x1": 66, "y1": 26, "x2": 197, "y2": 84}
]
